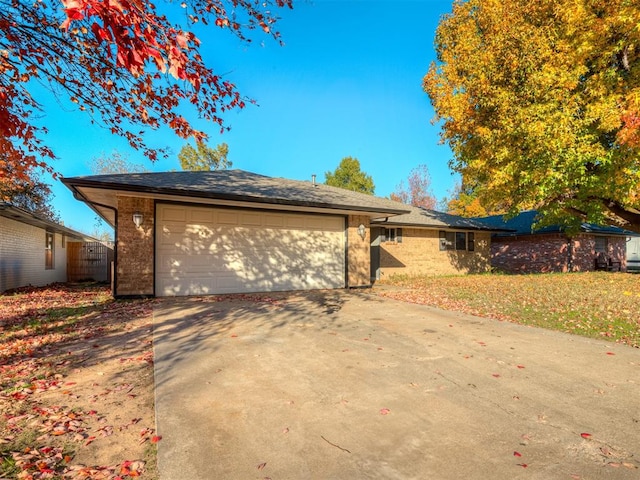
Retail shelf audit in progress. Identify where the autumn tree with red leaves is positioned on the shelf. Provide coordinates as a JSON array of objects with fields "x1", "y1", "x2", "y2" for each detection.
[
  {"x1": 0, "y1": 0, "x2": 292, "y2": 189},
  {"x1": 390, "y1": 164, "x2": 437, "y2": 210}
]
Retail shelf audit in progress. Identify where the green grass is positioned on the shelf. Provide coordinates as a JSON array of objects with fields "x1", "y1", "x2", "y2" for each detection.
[{"x1": 382, "y1": 272, "x2": 640, "y2": 347}]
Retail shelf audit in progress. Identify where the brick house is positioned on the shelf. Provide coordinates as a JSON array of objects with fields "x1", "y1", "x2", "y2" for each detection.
[
  {"x1": 478, "y1": 210, "x2": 634, "y2": 274},
  {"x1": 371, "y1": 207, "x2": 501, "y2": 280},
  {"x1": 63, "y1": 170, "x2": 504, "y2": 297},
  {"x1": 0, "y1": 202, "x2": 108, "y2": 292},
  {"x1": 63, "y1": 170, "x2": 412, "y2": 297}
]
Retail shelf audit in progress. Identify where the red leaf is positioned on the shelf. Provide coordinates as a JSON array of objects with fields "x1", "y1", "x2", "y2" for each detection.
[
  {"x1": 606, "y1": 352, "x2": 615, "y2": 356},
  {"x1": 516, "y1": 365, "x2": 525, "y2": 369},
  {"x1": 492, "y1": 373, "x2": 501, "y2": 378},
  {"x1": 581, "y1": 433, "x2": 592, "y2": 439},
  {"x1": 379, "y1": 408, "x2": 390, "y2": 415},
  {"x1": 513, "y1": 451, "x2": 522, "y2": 457},
  {"x1": 151, "y1": 435, "x2": 162, "y2": 443},
  {"x1": 517, "y1": 463, "x2": 528, "y2": 468}
]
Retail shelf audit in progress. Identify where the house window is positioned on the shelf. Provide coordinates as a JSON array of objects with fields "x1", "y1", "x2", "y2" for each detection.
[
  {"x1": 595, "y1": 236, "x2": 608, "y2": 253},
  {"x1": 439, "y1": 231, "x2": 454, "y2": 251},
  {"x1": 382, "y1": 228, "x2": 402, "y2": 243},
  {"x1": 440, "y1": 230, "x2": 474, "y2": 251},
  {"x1": 45, "y1": 232, "x2": 54, "y2": 270}
]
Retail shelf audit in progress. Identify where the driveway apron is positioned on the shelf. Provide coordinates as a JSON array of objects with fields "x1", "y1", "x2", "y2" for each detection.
[{"x1": 153, "y1": 290, "x2": 640, "y2": 480}]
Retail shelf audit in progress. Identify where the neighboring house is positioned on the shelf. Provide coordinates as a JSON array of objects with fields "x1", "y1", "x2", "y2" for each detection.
[
  {"x1": 370, "y1": 207, "x2": 503, "y2": 280},
  {"x1": 0, "y1": 202, "x2": 111, "y2": 292},
  {"x1": 478, "y1": 210, "x2": 635, "y2": 274},
  {"x1": 62, "y1": 170, "x2": 411, "y2": 297}
]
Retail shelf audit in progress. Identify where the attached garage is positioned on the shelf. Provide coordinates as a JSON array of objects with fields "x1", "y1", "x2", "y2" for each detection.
[
  {"x1": 156, "y1": 204, "x2": 346, "y2": 296},
  {"x1": 62, "y1": 170, "x2": 410, "y2": 297}
]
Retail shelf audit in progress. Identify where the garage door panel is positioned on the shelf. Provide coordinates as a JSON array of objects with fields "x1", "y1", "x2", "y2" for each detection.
[{"x1": 156, "y1": 205, "x2": 345, "y2": 296}]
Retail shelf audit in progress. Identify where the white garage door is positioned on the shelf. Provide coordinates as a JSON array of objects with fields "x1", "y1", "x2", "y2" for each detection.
[{"x1": 156, "y1": 204, "x2": 346, "y2": 296}]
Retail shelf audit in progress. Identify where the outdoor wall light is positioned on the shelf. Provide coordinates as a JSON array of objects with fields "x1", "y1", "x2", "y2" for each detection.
[
  {"x1": 357, "y1": 223, "x2": 366, "y2": 239},
  {"x1": 133, "y1": 212, "x2": 144, "y2": 228}
]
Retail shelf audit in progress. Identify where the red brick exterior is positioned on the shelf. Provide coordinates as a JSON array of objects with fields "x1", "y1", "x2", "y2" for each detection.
[{"x1": 491, "y1": 234, "x2": 627, "y2": 274}]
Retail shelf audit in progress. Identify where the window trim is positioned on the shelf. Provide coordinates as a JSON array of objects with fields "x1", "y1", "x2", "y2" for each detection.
[
  {"x1": 440, "y1": 230, "x2": 475, "y2": 252},
  {"x1": 45, "y1": 232, "x2": 54, "y2": 270},
  {"x1": 382, "y1": 227, "x2": 402, "y2": 244}
]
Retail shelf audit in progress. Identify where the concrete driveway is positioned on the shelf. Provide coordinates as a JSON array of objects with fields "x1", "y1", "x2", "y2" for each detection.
[{"x1": 152, "y1": 289, "x2": 640, "y2": 479}]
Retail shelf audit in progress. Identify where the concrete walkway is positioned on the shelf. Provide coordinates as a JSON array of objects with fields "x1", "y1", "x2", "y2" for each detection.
[{"x1": 153, "y1": 290, "x2": 640, "y2": 479}]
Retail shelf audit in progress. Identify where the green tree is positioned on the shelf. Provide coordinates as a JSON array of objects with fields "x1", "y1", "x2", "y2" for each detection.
[
  {"x1": 390, "y1": 165, "x2": 437, "y2": 209},
  {"x1": 324, "y1": 157, "x2": 375, "y2": 195},
  {"x1": 178, "y1": 142, "x2": 231, "y2": 171},
  {"x1": 424, "y1": 0, "x2": 640, "y2": 232}
]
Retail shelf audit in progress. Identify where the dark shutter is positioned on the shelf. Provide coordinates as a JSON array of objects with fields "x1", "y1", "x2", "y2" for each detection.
[{"x1": 397, "y1": 228, "x2": 402, "y2": 243}]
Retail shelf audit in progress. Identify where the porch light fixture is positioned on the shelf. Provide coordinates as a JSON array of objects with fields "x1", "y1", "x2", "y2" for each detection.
[
  {"x1": 133, "y1": 212, "x2": 144, "y2": 228},
  {"x1": 357, "y1": 223, "x2": 366, "y2": 239}
]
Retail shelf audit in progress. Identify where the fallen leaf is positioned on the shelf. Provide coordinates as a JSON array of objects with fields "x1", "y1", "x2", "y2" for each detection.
[
  {"x1": 492, "y1": 373, "x2": 501, "y2": 378},
  {"x1": 513, "y1": 451, "x2": 522, "y2": 457},
  {"x1": 517, "y1": 463, "x2": 528, "y2": 468},
  {"x1": 516, "y1": 365, "x2": 525, "y2": 369},
  {"x1": 606, "y1": 352, "x2": 615, "y2": 356},
  {"x1": 580, "y1": 433, "x2": 592, "y2": 439},
  {"x1": 379, "y1": 408, "x2": 390, "y2": 415},
  {"x1": 151, "y1": 435, "x2": 162, "y2": 443},
  {"x1": 257, "y1": 462, "x2": 267, "y2": 470}
]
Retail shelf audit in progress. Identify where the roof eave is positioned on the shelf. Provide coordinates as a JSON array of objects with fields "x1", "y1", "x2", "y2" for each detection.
[{"x1": 62, "y1": 178, "x2": 410, "y2": 217}]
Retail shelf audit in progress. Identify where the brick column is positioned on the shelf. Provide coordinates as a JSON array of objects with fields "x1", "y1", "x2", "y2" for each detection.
[
  {"x1": 347, "y1": 215, "x2": 371, "y2": 288},
  {"x1": 116, "y1": 196, "x2": 154, "y2": 296}
]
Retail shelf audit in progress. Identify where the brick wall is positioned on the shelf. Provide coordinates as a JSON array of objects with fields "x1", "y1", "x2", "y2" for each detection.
[
  {"x1": 490, "y1": 234, "x2": 627, "y2": 273},
  {"x1": 116, "y1": 196, "x2": 154, "y2": 296},
  {"x1": 0, "y1": 217, "x2": 68, "y2": 292},
  {"x1": 379, "y1": 228, "x2": 491, "y2": 278},
  {"x1": 347, "y1": 215, "x2": 370, "y2": 287}
]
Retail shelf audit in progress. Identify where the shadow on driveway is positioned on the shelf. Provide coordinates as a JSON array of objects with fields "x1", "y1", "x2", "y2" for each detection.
[{"x1": 153, "y1": 290, "x2": 640, "y2": 480}]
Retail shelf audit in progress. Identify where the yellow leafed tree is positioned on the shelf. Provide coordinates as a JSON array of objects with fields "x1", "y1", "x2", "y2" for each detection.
[{"x1": 424, "y1": 0, "x2": 640, "y2": 232}]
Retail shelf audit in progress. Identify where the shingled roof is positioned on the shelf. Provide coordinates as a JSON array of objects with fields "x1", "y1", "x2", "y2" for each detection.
[
  {"x1": 62, "y1": 170, "x2": 411, "y2": 226},
  {"x1": 0, "y1": 202, "x2": 95, "y2": 240},
  {"x1": 371, "y1": 205, "x2": 503, "y2": 231},
  {"x1": 478, "y1": 210, "x2": 636, "y2": 237}
]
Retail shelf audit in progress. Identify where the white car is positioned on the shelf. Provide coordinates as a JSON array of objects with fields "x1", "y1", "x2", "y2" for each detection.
[{"x1": 627, "y1": 236, "x2": 640, "y2": 272}]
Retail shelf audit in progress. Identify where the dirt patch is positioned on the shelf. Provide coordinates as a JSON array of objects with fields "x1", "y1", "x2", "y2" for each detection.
[{"x1": 0, "y1": 283, "x2": 157, "y2": 479}]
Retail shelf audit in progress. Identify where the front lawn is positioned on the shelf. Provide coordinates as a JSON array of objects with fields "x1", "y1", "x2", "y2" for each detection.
[
  {"x1": 379, "y1": 272, "x2": 640, "y2": 347},
  {"x1": 0, "y1": 283, "x2": 157, "y2": 480}
]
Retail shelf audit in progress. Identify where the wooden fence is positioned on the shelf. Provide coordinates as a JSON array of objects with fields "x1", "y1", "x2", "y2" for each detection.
[{"x1": 67, "y1": 242, "x2": 113, "y2": 283}]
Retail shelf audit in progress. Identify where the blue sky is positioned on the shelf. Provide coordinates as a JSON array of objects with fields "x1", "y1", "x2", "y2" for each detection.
[{"x1": 42, "y1": 0, "x2": 457, "y2": 236}]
